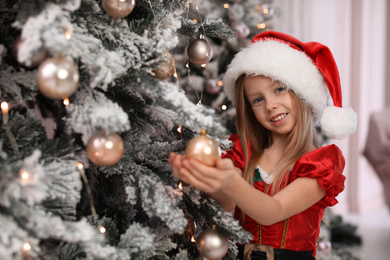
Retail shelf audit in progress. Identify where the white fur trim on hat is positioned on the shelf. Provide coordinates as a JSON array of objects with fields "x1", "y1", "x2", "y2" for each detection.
[
  {"x1": 223, "y1": 39, "x2": 328, "y2": 120},
  {"x1": 320, "y1": 106, "x2": 358, "y2": 139}
]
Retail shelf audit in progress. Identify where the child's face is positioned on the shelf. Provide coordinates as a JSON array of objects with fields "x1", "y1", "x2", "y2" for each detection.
[{"x1": 244, "y1": 75, "x2": 297, "y2": 138}]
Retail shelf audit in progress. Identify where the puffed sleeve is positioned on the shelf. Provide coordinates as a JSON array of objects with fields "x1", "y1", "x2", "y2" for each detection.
[
  {"x1": 221, "y1": 134, "x2": 251, "y2": 171},
  {"x1": 290, "y1": 144, "x2": 346, "y2": 208}
]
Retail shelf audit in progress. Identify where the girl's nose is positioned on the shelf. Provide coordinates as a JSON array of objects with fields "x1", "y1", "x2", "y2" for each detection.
[{"x1": 265, "y1": 99, "x2": 278, "y2": 111}]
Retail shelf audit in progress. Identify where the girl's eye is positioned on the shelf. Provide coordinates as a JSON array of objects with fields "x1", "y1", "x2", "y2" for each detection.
[
  {"x1": 253, "y1": 97, "x2": 263, "y2": 104},
  {"x1": 275, "y1": 86, "x2": 286, "y2": 93}
]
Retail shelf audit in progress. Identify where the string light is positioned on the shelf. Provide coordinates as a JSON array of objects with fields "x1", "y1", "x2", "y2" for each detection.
[
  {"x1": 255, "y1": 5, "x2": 261, "y2": 11},
  {"x1": 1, "y1": 102, "x2": 8, "y2": 114},
  {"x1": 178, "y1": 182, "x2": 183, "y2": 190},
  {"x1": 77, "y1": 162, "x2": 84, "y2": 170},
  {"x1": 197, "y1": 100, "x2": 202, "y2": 105},
  {"x1": 263, "y1": 8, "x2": 269, "y2": 14},
  {"x1": 257, "y1": 23, "x2": 266, "y2": 29},
  {"x1": 223, "y1": 3, "x2": 229, "y2": 8},
  {"x1": 173, "y1": 72, "x2": 178, "y2": 78},
  {"x1": 65, "y1": 31, "x2": 72, "y2": 40},
  {"x1": 217, "y1": 81, "x2": 223, "y2": 87},
  {"x1": 193, "y1": 19, "x2": 198, "y2": 23},
  {"x1": 63, "y1": 98, "x2": 70, "y2": 106},
  {"x1": 191, "y1": 236, "x2": 196, "y2": 242},
  {"x1": 20, "y1": 169, "x2": 30, "y2": 184},
  {"x1": 23, "y1": 242, "x2": 31, "y2": 251},
  {"x1": 99, "y1": 226, "x2": 106, "y2": 233},
  {"x1": 201, "y1": 64, "x2": 206, "y2": 68},
  {"x1": 221, "y1": 105, "x2": 227, "y2": 111},
  {"x1": 177, "y1": 126, "x2": 182, "y2": 133}
]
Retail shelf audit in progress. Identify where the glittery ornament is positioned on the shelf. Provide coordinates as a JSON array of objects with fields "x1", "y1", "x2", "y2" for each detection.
[
  {"x1": 184, "y1": 216, "x2": 196, "y2": 238},
  {"x1": 185, "y1": 129, "x2": 221, "y2": 167},
  {"x1": 151, "y1": 51, "x2": 175, "y2": 79},
  {"x1": 186, "y1": 36, "x2": 213, "y2": 65},
  {"x1": 317, "y1": 240, "x2": 332, "y2": 255},
  {"x1": 102, "y1": 0, "x2": 136, "y2": 18},
  {"x1": 13, "y1": 36, "x2": 48, "y2": 68},
  {"x1": 37, "y1": 55, "x2": 79, "y2": 100},
  {"x1": 197, "y1": 227, "x2": 229, "y2": 260},
  {"x1": 235, "y1": 23, "x2": 250, "y2": 39},
  {"x1": 86, "y1": 131, "x2": 124, "y2": 167},
  {"x1": 205, "y1": 79, "x2": 222, "y2": 94}
]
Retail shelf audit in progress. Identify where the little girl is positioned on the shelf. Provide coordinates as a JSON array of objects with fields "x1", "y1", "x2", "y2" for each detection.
[{"x1": 169, "y1": 31, "x2": 357, "y2": 259}]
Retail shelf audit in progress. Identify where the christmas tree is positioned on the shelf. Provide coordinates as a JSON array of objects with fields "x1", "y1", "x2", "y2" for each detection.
[{"x1": 0, "y1": 0, "x2": 252, "y2": 259}]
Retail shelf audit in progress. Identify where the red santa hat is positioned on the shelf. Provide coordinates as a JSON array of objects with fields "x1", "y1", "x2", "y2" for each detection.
[{"x1": 223, "y1": 31, "x2": 357, "y2": 139}]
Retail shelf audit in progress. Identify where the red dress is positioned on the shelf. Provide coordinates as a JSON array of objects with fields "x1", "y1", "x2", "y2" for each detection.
[{"x1": 222, "y1": 134, "x2": 346, "y2": 257}]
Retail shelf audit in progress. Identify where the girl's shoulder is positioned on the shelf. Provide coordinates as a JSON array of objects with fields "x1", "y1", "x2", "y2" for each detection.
[{"x1": 290, "y1": 144, "x2": 346, "y2": 207}]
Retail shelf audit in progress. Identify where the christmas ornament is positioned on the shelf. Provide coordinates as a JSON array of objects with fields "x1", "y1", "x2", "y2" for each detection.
[
  {"x1": 102, "y1": 0, "x2": 136, "y2": 18},
  {"x1": 86, "y1": 131, "x2": 124, "y2": 167},
  {"x1": 235, "y1": 23, "x2": 250, "y2": 39},
  {"x1": 317, "y1": 240, "x2": 332, "y2": 255},
  {"x1": 37, "y1": 55, "x2": 79, "y2": 100},
  {"x1": 205, "y1": 79, "x2": 222, "y2": 94},
  {"x1": 184, "y1": 216, "x2": 196, "y2": 238},
  {"x1": 13, "y1": 36, "x2": 48, "y2": 68},
  {"x1": 186, "y1": 36, "x2": 213, "y2": 65},
  {"x1": 185, "y1": 129, "x2": 221, "y2": 167},
  {"x1": 151, "y1": 51, "x2": 175, "y2": 79},
  {"x1": 197, "y1": 227, "x2": 229, "y2": 260}
]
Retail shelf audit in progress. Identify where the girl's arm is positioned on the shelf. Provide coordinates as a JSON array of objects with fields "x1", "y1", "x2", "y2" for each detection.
[
  {"x1": 172, "y1": 155, "x2": 326, "y2": 225},
  {"x1": 168, "y1": 153, "x2": 239, "y2": 212}
]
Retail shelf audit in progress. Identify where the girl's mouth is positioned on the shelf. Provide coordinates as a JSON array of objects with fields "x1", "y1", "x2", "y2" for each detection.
[{"x1": 271, "y1": 113, "x2": 287, "y2": 122}]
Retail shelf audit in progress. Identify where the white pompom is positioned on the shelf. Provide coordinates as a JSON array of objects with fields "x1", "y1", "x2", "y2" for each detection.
[{"x1": 320, "y1": 106, "x2": 358, "y2": 140}]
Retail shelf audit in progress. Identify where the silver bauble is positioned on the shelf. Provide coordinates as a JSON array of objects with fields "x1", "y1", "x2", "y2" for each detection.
[
  {"x1": 102, "y1": 0, "x2": 136, "y2": 18},
  {"x1": 197, "y1": 228, "x2": 229, "y2": 260},
  {"x1": 86, "y1": 131, "x2": 124, "y2": 167},
  {"x1": 37, "y1": 56, "x2": 79, "y2": 100},
  {"x1": 186, "y1": 38, "x2": 213, "y2": 65},
  {"x1": 151, "y1": 51, "x2": 175, "y2": 79}
]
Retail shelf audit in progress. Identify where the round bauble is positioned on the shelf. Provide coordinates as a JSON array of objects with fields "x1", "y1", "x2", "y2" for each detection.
[
  {"x1": 102, "y1": 0, "x2": 136, "y2": 18},
  {"x1": 185, "y1": 129, "x2": 221, "y2": 167},
  {"x1": 186, "y1": 37, "x2": 213, "y2": 65},
  {"x1": 235, "y1": 23, "x2": 250, "y2": 39},
  {"x1": 151, "y1": 51, "x2": 175, "y2": 80},
  {"x1": 205, "y1": 79, "x2": 222, "y2": 94},
  {"x1": 197, "y1": 228, "x2": 229, "y2": 260},
  {"x1": 14, "y1": 36, "x2": 48, "y2": 68},
  {"x1": 37, "y1": 56, "x2": 79, "y2": 100},
  {"x1": 86, "y1": 131, "x2": 124, "y2": 167}
]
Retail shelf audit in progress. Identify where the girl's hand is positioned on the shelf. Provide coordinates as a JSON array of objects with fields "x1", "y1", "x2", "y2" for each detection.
[{"x1": 168, "y1": 152, "x2": 242, "y2": 194}]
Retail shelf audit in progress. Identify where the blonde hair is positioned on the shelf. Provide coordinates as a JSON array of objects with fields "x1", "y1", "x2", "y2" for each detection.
[{"x1": 234, "y1": 74, "x2": 319, "y2": 194}]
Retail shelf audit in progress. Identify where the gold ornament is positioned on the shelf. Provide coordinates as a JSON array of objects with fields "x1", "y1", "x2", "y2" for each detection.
[
  {"x1": 185, "y1": 129, "x2": 221, "y2": 167},
  {"x1": 86, "y1": 131, "x2": 124, "y2": 166},
  {"x1": 102, "y1": 0, "x2": 136, "y2": 18},
  {"x1": 151, "y1": 51, "x2": 175, "y2": 80},
  {"x1": 37, "y1": 55, "x2": 79, "y2": 100},
  {"x1": 13, "y1": 36, "x2": 48, "y2": 68},
  {"x1": 197, "y1": 227, "x2": 229, "y2": 260},
  {"x1": 186, "y1": 36, "x2": 213, "y2": 65}
]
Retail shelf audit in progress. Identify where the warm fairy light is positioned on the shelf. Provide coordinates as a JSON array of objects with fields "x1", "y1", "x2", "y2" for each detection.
[
  {"x1": 1, "y1": 102, "x2": 8, "y2": 114},
  {"x1": 20, "y1": 169, "x2": 30, "y2": 184},
  {"x1": 23, "y1": 242, "x2": 31, "y2": 251},
  {"x1": 197, "y1": 100, "x2": 202, "y2": 105},
  {"x1": 263, "y1": 8, "x2": 269, "y2": 14},
  {"x1": 186, "y1": 63, "x2": 190, "y2": 68},
  {"x1": 223, "y1": 3, "x2": 229, "y2": 8},
  {"x1": 173, "y1": 72, "x2": 178, "y2": 78},
  {"x1": 77, "y1": 162, "x2": 84, "y2": 170},
  {"x1": 63, "y1": 98, "x2": 70, "y2": 106},
  {"x1": 201, "y1": 64, "x2": 206, "y2": 68},
  {"x1": 217, "y1": 81, "x2": 223, "y2": 87},
  {"x1": 255, "y1": 5, "x2": 261, "y2": 11},
  {"x1": 221, "y1": 105, "x2": 227, "y2": 110},
  {"x1": 191, "y1": 236, "x2": 196, "y2": 242},
  {"x1": 195, "y1": 5, "x2": 199, "y2": 10},
  {"x1": 65, "y1": 31, "x2": 72, "y2": 40},
  {"x1": 99, "y1": 226, "x2": 106, "y2": 233},
  {"x1": 177, "y1": 126, "x2": 182, "y2": 133},
  {"x1": 178, "y1": 182, "x2": 183, "y2": 190},
  {"x1": 193, "y1": 19, "x2": 198, "y2": 23},
  {"x1": 257, "y1": 23, "x2": 266, "y2": 29}
]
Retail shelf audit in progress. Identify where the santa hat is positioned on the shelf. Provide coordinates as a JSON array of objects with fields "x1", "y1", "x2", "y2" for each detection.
[{"x1": 223, "y1": 31, "x2": 357, "y2": 139}]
